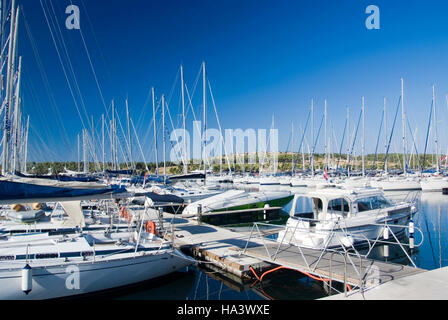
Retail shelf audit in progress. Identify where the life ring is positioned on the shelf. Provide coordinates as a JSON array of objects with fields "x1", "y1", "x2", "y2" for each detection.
[
  {"x1": 145, "y1": 221, "x2": 157, "y2": 235},
  {"x1": 120, "y1": 206, "x2": 131, "y2": 222}
]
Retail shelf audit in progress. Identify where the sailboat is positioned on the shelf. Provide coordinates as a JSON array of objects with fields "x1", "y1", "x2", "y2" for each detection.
[
  {"x1": 0, "y1": 228, "x2": 193, "y2": 299},
  {"x1": 419, "y1": 85, "x2": 448, "y2": 192},
  {"x1": 0, "y1": 195, "x2": 194, "y2": 299}
]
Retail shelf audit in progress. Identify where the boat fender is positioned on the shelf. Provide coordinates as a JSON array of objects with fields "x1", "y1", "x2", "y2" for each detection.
[
  {"x1": 32, "y1": 203, "x2": 42, "y2": 210},
  {"x1": 409, "y1": 219, "x2": 415, "y2": 235},
  {"x1": 22, "y1": 264, "x2": 32, "y2": 295},
  {"x1": 145, "y1": 221, "x2": 157, "y2": 235},
  {"x1": 340, "y1": 236, "x2": 354, "y2": 248},
  {"x1": 12, "y1": 204, "x2": 24, "y2": 212}
]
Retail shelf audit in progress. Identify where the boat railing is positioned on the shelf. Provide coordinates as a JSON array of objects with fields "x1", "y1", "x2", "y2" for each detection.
[
  {"x1": 243, "y1": 216, "x2": 424, "y2": 295},
  {"x1": 387, "y1": 190, "x2": 420, "y2": 206}
]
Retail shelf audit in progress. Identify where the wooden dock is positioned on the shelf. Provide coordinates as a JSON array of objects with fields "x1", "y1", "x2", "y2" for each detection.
[
  {"x1": 243, "y1": 241, "x2": 426, "y2": 287},
  {"x1": 158, "y1": 213, "x2": 275, "y2": 280},
  {"x1": 145, "y1": 208, "x2": 427, "y2": 290}
]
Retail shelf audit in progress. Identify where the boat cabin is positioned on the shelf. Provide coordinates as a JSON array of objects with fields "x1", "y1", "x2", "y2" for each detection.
[{"x1": 290, "y1": 185, "x2": 393, "y2": 221}]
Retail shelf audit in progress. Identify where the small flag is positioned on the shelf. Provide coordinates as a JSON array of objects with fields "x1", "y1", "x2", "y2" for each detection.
[{"x1": 324, "y1": 167, "x2": 328, "y2": 181}]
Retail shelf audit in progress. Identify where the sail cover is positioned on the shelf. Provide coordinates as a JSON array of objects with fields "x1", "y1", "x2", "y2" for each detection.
[{"x1": 59, "y1": 201, "x2": 85, "y2": 228}]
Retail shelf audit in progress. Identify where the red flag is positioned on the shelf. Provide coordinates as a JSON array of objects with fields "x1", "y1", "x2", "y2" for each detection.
[{"x1": 324, "y1": 168, "x2": 328, "y2": 181}]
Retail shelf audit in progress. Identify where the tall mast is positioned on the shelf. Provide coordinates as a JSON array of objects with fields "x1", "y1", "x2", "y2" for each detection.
[
  {"x1": 401, "y1": 78, "x2": 407, "y2": 176},
  {"x1": 2, "y1": 0, "x2": 16, "y2": 175},
  {"x1": 90, "y1": 115, "x2": 95, "y2": 171},
  {"x1": 12, "y1": 56, "x2": 21, "y2": 173},
  {"x1": 362, "y1": 96, "x2": 365, "y2": 177},
  {"x1": 433, "y1": 84, "x2": 440, "y2": 173},
  {"x1": 346, "y1": 106, "x2": 350, "y2": 177},
  {"x1": 301, "y1": 126, "x2": 305, "y2": 171},
  {"x1": 102, "y1": 114, "x2": 105, "y2": 171},
  {"x1": 77, "y1": 133, "x2": 80, "y2": 172},
  {"x1": 203, "y1": 61, "x2": 207, "y2": 184},
  {"x1": 83, "y1": 129, "x2": 88, "y2": 173},
  {"x1": 111, "y1": 100, "x2": 115, "y2": 170},
  {"x1": 311, "y1": 99, "x2": 314, "y2": 177},
  {"x1": 384, "y1": 97, "x2": 388, "y2": 173},
  {"x1": 152, "y1": 87, "x2": 158, "y2": 175},
  {"x1": 181, "y1": 65, "x2": 187, "y2": 174},
  {"x1": 126, "y1": 98, "x2": 132, "y2": 169},
  {"x1": 324, "y1": 99, "x2": 327, "y2": 171},
  {"x1": 23, "y1": 115, "x2": 29, "y2": 174},
  {"x1": 291, "y1": 122, "x2": 294, "y2": 173},
  {"x1": 162, "y1": 94, "x2": 166, "y2": 183}
]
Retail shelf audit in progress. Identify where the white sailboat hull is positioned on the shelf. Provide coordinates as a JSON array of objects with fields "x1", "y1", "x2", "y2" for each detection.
[
  {"x1": 0, "y1": 249, "x2": 191, "y2": 300},
  {"x1": 420, "y1": 178, "x2": 448, "y2": 192},
  {"x1": 370, "y1": 178, "x2": 421, "y2": 191}
]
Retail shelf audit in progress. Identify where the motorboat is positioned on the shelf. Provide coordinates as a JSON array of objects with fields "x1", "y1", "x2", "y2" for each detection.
[{"x1": 277, "y1": 185, "x2": 417, "y2": 250}]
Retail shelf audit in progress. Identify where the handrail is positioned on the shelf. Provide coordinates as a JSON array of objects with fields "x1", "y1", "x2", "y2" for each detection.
[{"x1": 243, "y1": 213, "x2": 424, "y2": 293}]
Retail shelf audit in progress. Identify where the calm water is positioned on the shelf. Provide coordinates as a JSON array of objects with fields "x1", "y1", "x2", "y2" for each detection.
[{"x1": 96, "y1": 189, "x2": 448, "y2": 300}]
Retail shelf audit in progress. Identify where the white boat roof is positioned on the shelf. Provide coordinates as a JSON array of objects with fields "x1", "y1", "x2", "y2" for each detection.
[{"x1": 305, "y1": 185, "x2": 384, "y2": 202}]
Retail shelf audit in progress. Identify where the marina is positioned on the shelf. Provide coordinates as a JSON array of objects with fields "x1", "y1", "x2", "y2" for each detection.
[{"x1": 0, "y1": 0, "x2": 447, "y2": 304}]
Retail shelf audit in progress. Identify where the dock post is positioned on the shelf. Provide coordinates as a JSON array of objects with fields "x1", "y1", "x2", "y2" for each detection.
[{"x1": 197, "y1": 204, "x2": 202, "y2": 225}]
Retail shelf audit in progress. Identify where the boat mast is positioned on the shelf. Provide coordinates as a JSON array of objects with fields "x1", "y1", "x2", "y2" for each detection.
[
  {"x1": 83, "y1": 129, "x2": 88, "y2": 173},
  {"x1": 162, "y1": 94, "x2": 166, "y2": 183},
  {"x1": 2, "y1": 0, "x2": 17, "y2": 175},
  {"x1": 12, "y1": 56, "x2": 21, "y2": 173},
  {"x1": 102, "y1": 114, "x2": 105, "y2": 171},
  {"x1": 181, "y1": 65, "x2": 187, "y2": 174},
  {"x1": 362, "y1": 96, "x2": 365, "y2": 177},
  {"x1": 401, "y1": 78, "x2": 407, "y2": 176},
  {"x1": 77, "y1": 133, "x2": 80, "y2": 172},
  {"x1": 384, "y1": 97, "x2": 387, "y2": 173},
  {"x1": 311, "y1": 100, "x2": 315, "y2": 177},
  {"x1": 23, "y1": 115, "x2": 29, "y2": 173},
  {"x1": 324, "y1": 99, "x2": 327, "y2": 172},
  {"x1": 111, "y1": 100, "x2": 116, "y2": 170},
  {"x1": 346, "y1": 106, "x2": 350, "y2": 177},
  {"x1": 291, "y1": 122, "x2": 294, "y2": 174},
  {"x1": 433, "y1": 84, "x2": 440, "y2": 173},
  {"x1": 203, "y1": 61, "x2": 207, "y2": 184},
  {"x1": 126, "y1": 98, "x2": 133, "y2": 170},
  {"x1": 301, "y1": 126, "x2": 305, "y2": 171},
  {"x1": 152, "y1": 87, "x2": 159, "y2": 176}
]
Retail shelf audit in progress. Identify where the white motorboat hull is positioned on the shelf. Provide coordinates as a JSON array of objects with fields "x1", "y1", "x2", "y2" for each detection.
[{"x1": 278, "y1": 210, "x2": 411, "y2": 250}]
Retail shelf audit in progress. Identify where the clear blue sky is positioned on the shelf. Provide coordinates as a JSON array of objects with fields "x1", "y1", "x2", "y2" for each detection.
[{"x1": 16, "y1": 0, "x2": 448, "y2": 163}]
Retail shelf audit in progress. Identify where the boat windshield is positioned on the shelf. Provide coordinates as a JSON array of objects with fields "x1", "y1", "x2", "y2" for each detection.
[
  {"x1": 327, "y1": 198, "x2": 350, "y2": 217},
  {"x1": 355, "y1": 195, "x2": 392, "y2": 212}
]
